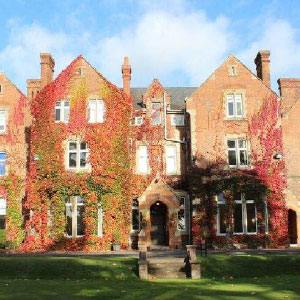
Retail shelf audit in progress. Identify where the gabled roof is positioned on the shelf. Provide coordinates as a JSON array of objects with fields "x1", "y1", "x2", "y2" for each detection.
[
  {"x1": 188, "y1": 54, "x2": 278, "y2": 100},
  {"x1": 0, "y1": 72, "x2": 26, "y2": 97},
  {"x1": 131, "y1": 87, "x2": 197, "y2": 110}
]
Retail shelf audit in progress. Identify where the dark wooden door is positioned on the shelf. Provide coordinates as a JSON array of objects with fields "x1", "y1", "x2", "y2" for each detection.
[
  {"x1": 150, "y1": 201, "x2": 167, "y2": 246},
  {"x1": 288, "y1": 209, "x2": 298, "y2": 244}
]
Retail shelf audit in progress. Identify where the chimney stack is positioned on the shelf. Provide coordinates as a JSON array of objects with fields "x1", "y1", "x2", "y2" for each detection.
[
  {"x1": 122, "y1": 56, "x2": 131, "y2": 97},
  {"x1": 40, "y1": 53, "x2": 55, "y2": 89},
  {"x1": 254, "y1": 50, "x2": 271, "y2": 87}
]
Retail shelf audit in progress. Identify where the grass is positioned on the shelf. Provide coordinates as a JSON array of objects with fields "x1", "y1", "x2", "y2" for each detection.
[{"x1": 0, "y1": 253, "x2": 299, "y2": 299}]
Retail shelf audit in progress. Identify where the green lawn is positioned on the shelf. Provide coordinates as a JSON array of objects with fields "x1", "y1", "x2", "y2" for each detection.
[{"x1": 0, "y1": 253, "x2": 299, "y2": 299}]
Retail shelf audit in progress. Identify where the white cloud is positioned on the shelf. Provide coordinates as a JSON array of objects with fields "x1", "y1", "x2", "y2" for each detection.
[
  {"x1": 239, "y1": 19, "x2": 300, "y2": 89},
  {"x1": 91, "y1": 9, "x2": 234, "y2": 86},
  {"x1": 0, "y1": 21, "x2": 75, "y2": 92}
]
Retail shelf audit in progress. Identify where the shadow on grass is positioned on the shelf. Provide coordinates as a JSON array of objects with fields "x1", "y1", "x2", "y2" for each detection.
[{"x1": 0, "y1": 255, "x2": 299, "y2": 300}]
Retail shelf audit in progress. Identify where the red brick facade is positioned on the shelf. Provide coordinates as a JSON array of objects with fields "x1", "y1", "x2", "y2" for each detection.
[{"x1": 0, "y1": 49, "x2": 298, "y2": 251}]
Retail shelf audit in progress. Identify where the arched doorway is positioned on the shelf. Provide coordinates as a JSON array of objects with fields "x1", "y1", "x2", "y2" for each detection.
[
  {"x1": 288, "y1": 209, "x2": 298, "y2": 245},
  {"x1": 150, "y1": 201, "x2": 168, "y2": 246}
]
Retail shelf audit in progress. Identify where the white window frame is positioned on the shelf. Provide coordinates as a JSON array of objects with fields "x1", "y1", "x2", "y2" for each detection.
[
  {"x1": 55, "y1": 100, "x2": 70, "y2": 123},
  {"x1": 233, "y1": 193, "x2": 257, "y2": 235},
  {"x1": 171, "y1": 114, "x2": 185, "y2": 126},
  {"x1": 0, "y1": 152, "x2": 7, "y2": 176},
  {"x1": 65, "y1": 196, "x2": 85, "y2": 238},
  {"x1": 88, "y1": 99, "x2": 105, "y2": 123},
  {"x1": 98, "y1": 205, "x2": 103, "y2": 237},
  {"x1": 227, "y1": 138, "x2": 249, "y2": 168},
  {"x1": 136, "y1": 145, "x2": 149, "y2": 174},
  {"x1": 0, "y1": 198, "x2": 6, "y2": 216},
  {"x1": 133, "y1": 116, "x2": 143, "y2": 126},
  {"x1": 226, "y1": 93, "x2": 244, "y2": 118},
  {"x1": 66, "y1": 141, "x2": 90, "y2": 171},
  {"x1": 165, "y1": 144, "x2": 177, "y2": 175},
  {"x1": 216, "y1": 194, "x2": 227, "y2": 236},
  {"x1": 0, "y1": 110, "x2": 7, "y2": 134}
]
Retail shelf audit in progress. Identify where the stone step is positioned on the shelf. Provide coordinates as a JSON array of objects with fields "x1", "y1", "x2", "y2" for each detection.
[{"x1": 148, "y1": 258, "x2": 188, "y2": 279}]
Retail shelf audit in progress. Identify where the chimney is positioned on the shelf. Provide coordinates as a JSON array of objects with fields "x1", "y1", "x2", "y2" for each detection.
[
  {"x1": 40, "y1": 53, "x2": 55, "y2": 89},
  {"x1": 26, "y1": 79, "x2": 41, "y2": 101},
  {"x1": 122, "y1": 56, "x2": 131, "y2": 97},
  {"x1": 254, "y1": 50, "x2": 271, "y2": 87}
]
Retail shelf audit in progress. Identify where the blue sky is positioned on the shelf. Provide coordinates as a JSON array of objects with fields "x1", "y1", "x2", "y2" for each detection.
[{"x1": 0, "y1": 0, "x2": 300, "y2": 92}]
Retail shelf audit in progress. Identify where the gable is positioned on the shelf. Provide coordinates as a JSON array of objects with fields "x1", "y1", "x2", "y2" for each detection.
[{"x1": 189, "y1": 55, "x2": 277, "y2": 101}]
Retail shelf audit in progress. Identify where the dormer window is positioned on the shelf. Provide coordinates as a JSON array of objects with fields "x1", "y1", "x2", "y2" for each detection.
[
  {"x1": 55, "y1": 100, "x2": 70, "y2": 123},
  {"x1": 88, "y1": 99, "x2": 105, "y2": 123},
  {"x1": 151, "y1": 102, "x2": 162, "y2": 125}
]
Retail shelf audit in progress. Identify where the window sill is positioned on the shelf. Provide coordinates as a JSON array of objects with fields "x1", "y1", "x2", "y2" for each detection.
[
  {"x1": 66, "y1": 167, "x2": 91, "y2": 173},
  {"x1": 224, "y1": 117, "x2": 247, "y2": 121}
]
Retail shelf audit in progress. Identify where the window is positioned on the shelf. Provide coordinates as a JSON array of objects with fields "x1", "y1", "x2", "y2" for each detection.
[
  {"x1": 67, "y1": 141, "x2": 89, "y2": 170},
  {"x1": 151, "y1": 102, "x2": 162, "y2": 125},
  {"x1": 65, "y1": 196, "x2": 85, "y2": 237},
  {"x1": 217, "y1": 194, "x2": 227, "y2": 235},
  {"x1": 177, "y1": 197, "x2": 186, "y2": 231},
  {"x1": 133, "y1": 116, "x2": 143, "y2": 126},
  {"x1": 233, "y1": 193, "x2": 257, "y2": 234},
  {"x1": 229, "y1": 65, "x2": 238, "y2": 76},
  {"x1": 217, "y1": 192, "x2": 257, "y2": 235},
  {"x1": 226, "y1": 93, "x2": 244, "y2": 117},
  {"x1": 227, "y1": 139, "x2": 248, "y2": 167},
  {"x1": 97, "y1": 205, "x2": 104, "y2": 237},
  {"x1": 0, "y1": 85, "x2": 2, "y2": 93},
  {"x1": 55, "y1": 100, "x2": 70, "y2": 123},
  {"x1": 132, "y1": 198, "x2": 139, "y2": 231},
  {"x1": 165, "y1": 145, "x2": 177, "y2": 175},
  {"x1": 171, "y1": 114, "x2": 185, "y2": 126},
  {"x1": 88, "y1": 99, "x2": 105, "y2": 123},
  {"x1": 0, "y1": 110, "x2": 7, "y2": 133},
  {"x1": 0, "y1": 152, "x2": 6, "y2": 176},
  {"x1": 0, "y1": 198, "x2": 6, "y2": 230},
  {"x1": 264, "y1": 201, "x2": 269, "y2": 234},
  {"x1": 137, "y1": 145, "x2": 149, "y2": 174}
]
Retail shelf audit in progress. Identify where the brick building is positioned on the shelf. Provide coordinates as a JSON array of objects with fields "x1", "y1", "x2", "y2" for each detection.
[{"x1": 0, "y1": 50, "x2": 298, "y2": 251}]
